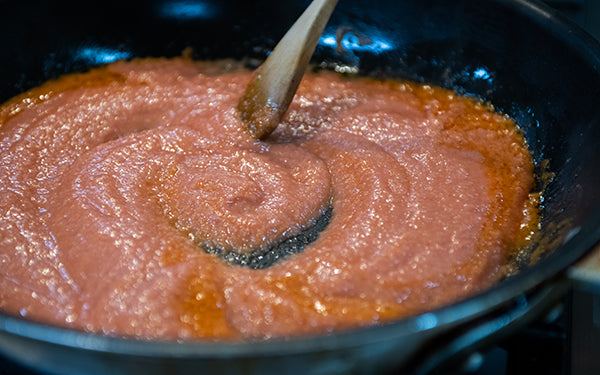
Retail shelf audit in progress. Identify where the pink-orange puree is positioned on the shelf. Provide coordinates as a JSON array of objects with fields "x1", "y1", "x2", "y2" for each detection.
[{"x1": 0, "y1": 58, "x2": 537, "y2": 340}]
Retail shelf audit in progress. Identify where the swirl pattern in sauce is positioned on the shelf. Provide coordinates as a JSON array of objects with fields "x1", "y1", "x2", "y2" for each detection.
[{"x1": 0, "y1": 58, "x2": 537, "y2": 340}]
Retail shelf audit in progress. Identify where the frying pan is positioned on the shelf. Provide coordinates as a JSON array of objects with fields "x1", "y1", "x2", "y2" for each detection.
[{"x1": 1, "y1": 0, "x2": 600, "y2": 373}]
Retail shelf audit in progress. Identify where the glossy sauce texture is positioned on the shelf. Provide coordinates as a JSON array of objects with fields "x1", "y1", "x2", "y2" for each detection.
[{"x1": 0, "y1": 59, "x2": 536, "y2": 340}]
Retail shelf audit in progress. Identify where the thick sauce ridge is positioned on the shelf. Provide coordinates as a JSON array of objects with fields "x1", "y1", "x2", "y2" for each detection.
[{"x1": 0, "y1": 58, "x2": 537, "y2": 340}]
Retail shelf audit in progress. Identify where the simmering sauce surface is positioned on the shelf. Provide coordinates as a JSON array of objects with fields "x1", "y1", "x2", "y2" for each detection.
[{"x1": 0, "y1": 58, "x2": 536, "y2": 340}]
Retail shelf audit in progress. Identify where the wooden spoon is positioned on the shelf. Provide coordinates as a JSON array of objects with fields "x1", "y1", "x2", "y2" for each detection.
[{"x1": 237, "y1": 0, "x2": 339, "y2": 140}]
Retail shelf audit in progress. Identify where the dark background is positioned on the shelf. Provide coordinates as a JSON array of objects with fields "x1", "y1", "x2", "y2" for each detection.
[{"x1": 546, "y1": 0, "x2": 600, "y2": 41}]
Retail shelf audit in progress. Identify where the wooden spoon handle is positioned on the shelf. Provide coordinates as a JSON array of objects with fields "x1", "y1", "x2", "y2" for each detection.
[{"x1": 238, "y1": 0, "x2": 339, "y2": 139}]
